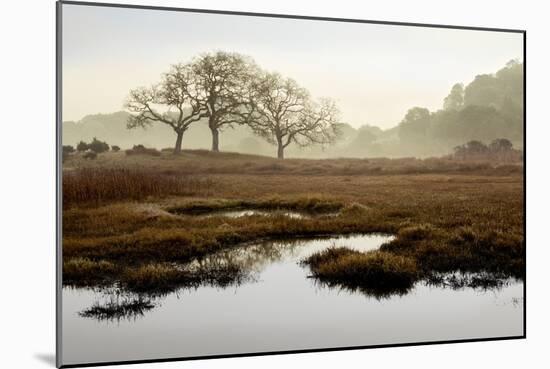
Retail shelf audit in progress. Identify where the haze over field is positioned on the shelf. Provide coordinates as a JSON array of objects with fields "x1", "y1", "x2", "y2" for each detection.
[
  {"x1": 63, "y1": 60, "x2": 524, "y2": 158},
  {"x1": 63, "y1": 4, "x2": 523, "y2": 129}
]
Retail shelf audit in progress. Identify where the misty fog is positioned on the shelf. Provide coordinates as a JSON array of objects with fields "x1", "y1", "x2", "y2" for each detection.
[{"x1": 63, "y1": 59, "x2": 523, "y2": 159}]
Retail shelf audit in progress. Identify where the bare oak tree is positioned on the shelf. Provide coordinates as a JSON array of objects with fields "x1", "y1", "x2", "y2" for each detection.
[
  {"x1": 191, "y1": 51, "x2": 258, "y2": 152},
  {"x1": 125, "y1": 64, "x2": 206, "y2": 154},
  {"x1": 246, "y1": 72, "x2": 340, "y2": 159}
]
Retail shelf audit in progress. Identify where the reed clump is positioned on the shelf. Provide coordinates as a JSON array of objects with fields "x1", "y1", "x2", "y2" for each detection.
[
  {"x1": 63, "y1": 257, "x2": 117, "y2": 285},
  {"x1": 303, "y1": 247, "x2": 419, "y2": 291},
  {"x1": 121, "y1": 262, "x2": 246, "y2": 293},
  {"x1": 63, "y1": 168, "x2": 215, "y2": 207}
]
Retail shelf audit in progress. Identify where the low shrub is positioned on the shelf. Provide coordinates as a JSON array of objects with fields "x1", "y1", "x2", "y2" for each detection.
[
  {"x1": 62, "y1": 145, "x2": 75, "y2": 162},
  {"x1": 76, "y1": 140, "x2": 88, "y2": 152},
  {"x1": 88, "y1": 137, "x2": 110, "y2": 153},
  {"x1": 125, "y1": 145, "x2": 161, "y2": 156},
  {"x1": 111, "y1": 145, "x2": 121, "y2": 152},
  {"x1": 62, "y1": 145, "x2": 75, "y2": 154},
  {"x1": 63, "y1": 168, "x2": 215, "y2": 206}
]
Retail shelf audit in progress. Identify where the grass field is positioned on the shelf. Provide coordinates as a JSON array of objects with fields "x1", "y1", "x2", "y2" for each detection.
[{"x1": 62, "y1": 150, "x2": 524, "y2": 294}]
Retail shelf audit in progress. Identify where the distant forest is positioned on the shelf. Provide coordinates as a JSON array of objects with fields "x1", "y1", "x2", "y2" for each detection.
[{"x1": 63, "y1": 60, "x2": 523, "y2": 159}]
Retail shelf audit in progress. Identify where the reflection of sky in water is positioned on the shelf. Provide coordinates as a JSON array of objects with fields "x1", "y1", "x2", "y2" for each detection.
[
  {"x1": 199, "y1": 209, "x2": 308, "y2": 219},
  {"x1": 186, "y1": 209, "x2": 339, "y2": 219},
  {"x1": 62, "y1": 234, "x2": 523, "y2": 365}
]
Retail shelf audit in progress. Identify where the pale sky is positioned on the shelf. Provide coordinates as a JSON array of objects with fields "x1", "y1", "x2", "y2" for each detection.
[{"x1": 62, "y1": 3, "x2": 523, "y2": 128}]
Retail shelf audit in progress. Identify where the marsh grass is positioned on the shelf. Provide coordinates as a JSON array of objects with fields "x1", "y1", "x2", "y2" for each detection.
[
  {"x1": 303, "y1": 247, "x2": 419, "y2": 291},
  {"x1": 303, "y1": 242, "x2": 518, "y2": 293},
  {"x1": 122, "y1": 264, "x2": 187, "y2": 293},
  {"x1": 63, "y1": 150, "x2": 523, "y2": 177},
  {"x1": 380, "y1": 225, "x2": 524, "y2": 278},
  {"x1": 62, "y1": 209, "x2": 394, "y2": 265},
  {"x1": 63, "y1": 168, "x2": 215, "y2": 207},
  {"x1": 166, "y1": 196, "x2": 343, "y2": 215},
  {"x1": 62, "y1": 152, "x2": 524, "y2": 293},
  {"x1": 64, "y1": 258, "x2": 247, "y2": 295},
  {"x1": 119, "y1": 262, "x2": 245, "y2": 293},
  {"x1": 63, "y1": 258, "x2": 117, "y2": 286}
]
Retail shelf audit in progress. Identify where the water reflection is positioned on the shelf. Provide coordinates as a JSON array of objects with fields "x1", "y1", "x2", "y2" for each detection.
[
  {"x1": 201, "y1": 209, "x2": 307, "y2": 218},
  {"x1": 78, "y1": 234, "x2": 394, "y2": 320},
  {"x1": 79, "y1": 294, "x2": 155, "y2": 322},
  {"x1": 63, "y1": 233, "x2": 524, "y2": 364},
  {"x1": 76, "y1": 234, "x2": 522, "y2": 321},
  {"x1": 424, "y1": 271, "x2": 512, "y2": 290},
  {"x1": 193, "y1": 239, "x2": 305, "y2": 273},
  {"x1": 308, "y1": 277, "x2": 412, "y2": 300},
  {"x1": 172, "y1": 207, "x2": 339, "y2": 219}
]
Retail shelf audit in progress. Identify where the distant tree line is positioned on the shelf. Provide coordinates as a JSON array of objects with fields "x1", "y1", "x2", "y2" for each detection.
[
  {"x1": 125, "y1": 51, "x2": 341, "y2": 159},
  {"x1": 397, "y1": 60, "x2": 523, "y2": 156},
  {"x1": 452, "y1": 138, "x2": 521, "y2": 161}
]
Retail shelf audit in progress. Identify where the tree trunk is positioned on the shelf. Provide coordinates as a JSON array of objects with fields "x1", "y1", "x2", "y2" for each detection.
[
  {"x1": 174, "y1": 131, "x2": 184, "y2": 154},
  {"x1": 210, "y1": 127, "x2": 220, "y2": 152},
  {"x1": 277, "y1": 138, "x2": 284, "y2": 160}
]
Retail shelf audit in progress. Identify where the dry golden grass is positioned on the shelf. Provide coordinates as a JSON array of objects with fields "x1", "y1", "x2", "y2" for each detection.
[
  {"x1": 63, "y1": 257, "x2": 117, "y2": 285},
  {"x1": 303, "y1": 247, "x2": 419, "y2": 291},
  {"x1": 63, "y1": 167, "x2": 215, "y2": 207},
  {"x1": 63, "y1": 149, "x2": 522, "y2": 177},
  {"x1": 62, "y1": 150, "x2": 524, "y2": 292}
]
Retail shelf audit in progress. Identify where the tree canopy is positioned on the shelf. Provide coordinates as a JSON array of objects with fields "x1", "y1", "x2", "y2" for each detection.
[
  {"x1": 190, "y1": 51, "x2": 259, "y2": 151},
  {"x1": 125, "y1": 52, "x2": 341, "y2": 158},
  {"x1": 246, "y1": 72, "x2": 340, "y2": 159},
  {"x1": 394, "y1": 60, "x2": 523, "y2": 156},
  {"x1": 125, "y1": 63, "x2": 207, "y2": 154}
]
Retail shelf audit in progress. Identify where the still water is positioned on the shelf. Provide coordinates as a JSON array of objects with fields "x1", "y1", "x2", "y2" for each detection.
[
  {"x1": 177, "y1": 208, "x2": 339, "y2": 219},
  {"x1": 197, "y1": 209, "x2": 308, "y2": 219},
  {"x1": 62, "y1": 234, "x2": 523, "y2": 365}
]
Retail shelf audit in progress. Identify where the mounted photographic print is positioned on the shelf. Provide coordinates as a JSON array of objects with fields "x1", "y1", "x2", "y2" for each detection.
[{"x1": 56, "y1": 1, "x2": 526, "y2": 367}]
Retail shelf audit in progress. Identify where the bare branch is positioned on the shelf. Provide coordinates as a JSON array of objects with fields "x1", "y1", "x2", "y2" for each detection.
[
  {"x1": 245, "y1": 72, "x2": 340, "y2": 158},
  {"x1": 125, "y1": 64, "x2": 208, "y2": 153}
]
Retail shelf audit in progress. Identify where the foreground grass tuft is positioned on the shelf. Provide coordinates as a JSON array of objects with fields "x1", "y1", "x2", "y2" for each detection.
[
  {"x1": 63, "y1": 258, "x2": 117, "y2": 285},
  {"x1": 303, "y1": 247, "x2": 419, "y2": 292},
  {"x1": 121, "y1": 262, "x2": 246, "y2": 293},
  {"x1": 122, "y1": 264, "x2": 187, "y2": 292}
]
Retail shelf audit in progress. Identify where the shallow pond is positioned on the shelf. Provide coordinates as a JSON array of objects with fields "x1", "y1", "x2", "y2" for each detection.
[
  {"x1": 176, "y1": 208, "x2": 338, "y2": 219},
  {"x1": 199, "y1": 209, "x2": 308, "y2": 219},
  {"x1": 62, "y1": 234, "x2": 524, "y2": 365}
]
